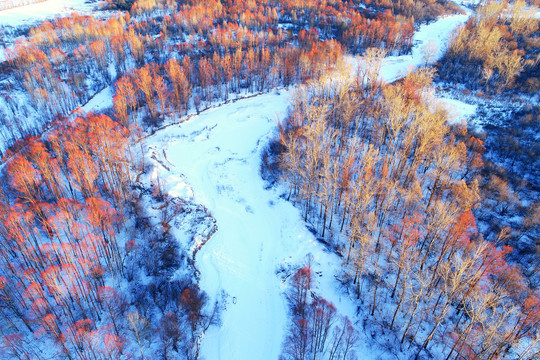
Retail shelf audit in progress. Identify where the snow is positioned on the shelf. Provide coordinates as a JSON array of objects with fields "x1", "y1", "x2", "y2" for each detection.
[
  {"x1": 141, "y1": 10, "x2": 478, "y2": 360},
  {"x1": 146, "y1": 92, "x2": 379, "y2": 359},
  {"x1": 158, "y1": 172, "x2": 195, "y2": 199},
  {"x1": 0, "y1": 0, "x2": 479, "y2": 356},
  {"x1": 152, "y1": 95, "x2": 283, "y2": 357},
  {"x1": 147, "y1": 93, "x2": 292, "y2": 359},
  {"x1": 79, "y1": 85, "x2": 113, "y2": 114},
  {"x1": 0, "y1": 42, "x2": 9, "y2": 62},
  {"x1": 438, "y1": 97, "x2": 477, "y2": 125},
  {"x1": 451, "y1": 0, "x2": 481, "y2": 7},
  {"x1": 0, "y1": 0, "x2": 97, "y2": 27},
  {"x1": 379, "y1": 13, "x2": 470, "y2": 83}
]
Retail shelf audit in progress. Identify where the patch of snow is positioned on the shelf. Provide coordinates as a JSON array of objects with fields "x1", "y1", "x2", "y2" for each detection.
[
  {"x1": 79, "y1": 85, "x2": 113, "y2": 114},
  {"x1": 438, "y1": 97, "x2": 477, "y2": 125},
  {"x1": 0, "y1": 0, "x2": 97, "y2": 27},
  {"x1": 451, "y1": 0, "x2": 481, "y2": 7},
  {"x1": 153, "y1": 167, "x2": 195, "y2": 200}
]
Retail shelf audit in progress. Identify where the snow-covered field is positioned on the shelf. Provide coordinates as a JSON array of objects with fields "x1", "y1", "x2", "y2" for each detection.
[
  {"x1": 78, "y1": 85, "x2": 114, "y2": 113},
  {"x1": 0, "y1": 0, "x2": 96, "y2": 26}
]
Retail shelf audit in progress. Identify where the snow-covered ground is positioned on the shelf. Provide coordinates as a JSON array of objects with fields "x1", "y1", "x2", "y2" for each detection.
[
  {"x1": 146, "y1": 93, "x2": 375, "y2": 359},
  {"x1": 78, "y1": 85, "x2": 113, "y2": 114},
  {"x1": 346, "y1": 11, "x2": 475, "y2": 126},
  {"x1": 438, "y1": 97, "x2": 477, "y2": 126},
  {"x1": 0, "y1": 0, "x2": 97, "y2": 27},
  {"x1": 378, "y1": 13, "x2": 470, "y2": 83},
  {"x1": 143, "y1": 11, "x2": 476, "y2": 360}
]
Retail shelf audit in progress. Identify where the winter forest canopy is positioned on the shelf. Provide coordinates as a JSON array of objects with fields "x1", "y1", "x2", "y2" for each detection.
[{"x1": 0, "y1": 0, "x2": 538, "y2": 359}]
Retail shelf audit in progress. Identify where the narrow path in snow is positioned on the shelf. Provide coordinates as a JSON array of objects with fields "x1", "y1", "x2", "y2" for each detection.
[{"x1": 146, "y1": 11, "x2": 472, "y2": 360}]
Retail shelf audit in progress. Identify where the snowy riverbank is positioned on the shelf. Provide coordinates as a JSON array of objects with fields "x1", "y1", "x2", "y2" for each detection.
[{"x1": 144, "y1": 10, "x2": 476, "y2": 360}]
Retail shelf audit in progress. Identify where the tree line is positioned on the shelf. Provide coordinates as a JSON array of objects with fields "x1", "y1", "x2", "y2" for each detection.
[
  {"x1": 275, "y1": 58, "x2": 540, "y2": 359},
  {"x1": 1, "y1": 0, "x2": 442, "y2": 157},
  {"x1": 112, "y1": 38, "x2": 342, "y2": 127},
  {"x1": 438, "y1": 0, "x2": 539, "y2": 93},
  {"x1": 281, "y1": 265, "x2": 359, "y2": 360},
  {"x1": 0, "y1": 108, "x2": 215, "y2": 358}
]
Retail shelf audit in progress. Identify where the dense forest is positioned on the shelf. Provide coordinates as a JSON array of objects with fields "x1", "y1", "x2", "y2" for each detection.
[
  {"x1": 436, "y1": 0, "x2": 540, "y2": 288},
  {"x1": 0, "y1": 0, "x2": 538, "y2": 359},
  {"x1": 275, "y1": 63, "x2": 538, "y2": 360}
]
